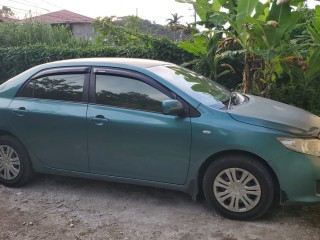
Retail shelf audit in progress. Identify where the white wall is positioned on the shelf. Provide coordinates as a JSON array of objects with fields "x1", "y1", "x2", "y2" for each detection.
[{"x1": 71, "y1": 23, "x2": 94, "y2": 39}]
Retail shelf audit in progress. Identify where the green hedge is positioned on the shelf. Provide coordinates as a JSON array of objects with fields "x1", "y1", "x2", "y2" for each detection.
[
  {"x1": 0, "y1": 41, "x2": 194, "y2": 83},
  {"x1": 271, "y1": 76, "x2": 320, "y2": 115}
]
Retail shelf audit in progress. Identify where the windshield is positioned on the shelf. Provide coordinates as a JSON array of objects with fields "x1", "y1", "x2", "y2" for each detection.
[{"x1": 148, "y1": 65, "x2": 230, "y2": 109}]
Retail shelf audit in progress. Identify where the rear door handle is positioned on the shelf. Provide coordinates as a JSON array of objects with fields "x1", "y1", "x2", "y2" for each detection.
[
  {"x1": 12, "y1": 107, "x2": 29, "y2": 117},
  {"x1": 89, "y1": 115, "x2": 109, "y2": 125}
]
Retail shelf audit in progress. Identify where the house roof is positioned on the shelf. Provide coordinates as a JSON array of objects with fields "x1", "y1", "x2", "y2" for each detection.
[
  {"x1": 0, "y1": 15, "x2": 19, "y2": 22},
  {"x1": 22, "y1": 10, "x2": 94, "y2": 24}
]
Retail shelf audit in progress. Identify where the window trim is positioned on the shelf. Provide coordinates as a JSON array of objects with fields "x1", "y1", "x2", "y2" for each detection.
[
  {"x1": 89, "y1": 67, "x2": 191, "y2": 116},
  {"x1": 90, "y1": 67, "x2": 175, "y2": 101},
  {"x1": 16, "y1": 67, "x2": 91, "y2": 103},
  {"x1": 31, "y1": 67, "x2": 91, "y2": 79}
]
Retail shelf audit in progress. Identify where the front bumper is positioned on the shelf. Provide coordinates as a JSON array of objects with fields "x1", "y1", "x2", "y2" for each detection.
[{"x1": 269, "y1": 151, "x2": 320, "y2": 204}]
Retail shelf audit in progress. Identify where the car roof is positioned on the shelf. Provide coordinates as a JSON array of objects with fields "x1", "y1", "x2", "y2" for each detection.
[
  {"x1": 0, "y1": 58, "x2": 174, "y2": 98},
  {"x1": 39, "y1": 58, "x2": 170, "y2": 69}
]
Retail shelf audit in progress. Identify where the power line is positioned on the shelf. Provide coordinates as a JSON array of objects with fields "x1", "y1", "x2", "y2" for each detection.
[
  {"x1": 0, "y1": 6, "x2": 39, "y2": 17},
  {"x1": 4, "y1": 0, "x2": 72, "y2": 20},
  {"x1": 2, "y1": 1, "x2": 92, "y2": 23},
  {"x1": 11, "y1": 10, "x2": 35, "y2": 15},
  {"x1": 2, "y1": 0, "x2": 66, "y2": 16},
  {"x1": 6, "y1": 0, "x2": 49, "y2": 11},
  {"x1": 0, "y1": 4, "x2": 71, "y2": 22},
  {"x1": 7, "y1": 0, "x2": 63, "y2": 11},
  {"x1": 23, "y1": 0, "x2": 51, "y2": 9},
  {"x1": 38, "y1": 0, "x2": 64, "y2": 10},
  {"x1": 16, "y1": 0, "x2": 77, "y2": 21},
  {"x1": 2, "y1": 1, "x2": 46, "y2": 15},
  {"x1": 0, "y1": 4, "x2": 34, "y2": 13}
]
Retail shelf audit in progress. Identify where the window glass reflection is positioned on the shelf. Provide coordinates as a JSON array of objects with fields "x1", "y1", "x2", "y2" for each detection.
[
  {"x1": 96, "y1": 75, "x2": 171, "y2": 113},
  {"x1": 19, "y1": 74, "x2": 84, "y2": 102}
]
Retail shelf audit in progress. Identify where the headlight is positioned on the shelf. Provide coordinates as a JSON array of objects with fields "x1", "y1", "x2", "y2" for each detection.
[{"x1": 278, "y1": 138, "x2": 320, "y2": 157}]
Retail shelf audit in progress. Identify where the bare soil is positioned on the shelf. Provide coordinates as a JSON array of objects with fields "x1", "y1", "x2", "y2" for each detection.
[{"x1": 1, "y1": 174, "x2": 320, "y2": 240}]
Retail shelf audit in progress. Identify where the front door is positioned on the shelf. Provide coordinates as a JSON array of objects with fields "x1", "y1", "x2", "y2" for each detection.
[{"x1": 87, "y1": 69, "x2": 191, "y2": 184}]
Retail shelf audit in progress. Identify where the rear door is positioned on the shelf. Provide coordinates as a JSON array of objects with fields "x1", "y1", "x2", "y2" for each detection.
[{"x1": 8, "y1": 67, "x2": 90, "y2": 172}]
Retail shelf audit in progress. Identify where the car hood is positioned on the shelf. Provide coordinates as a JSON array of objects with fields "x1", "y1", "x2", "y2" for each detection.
[{"x1": 227, "y1": 95, "x2": 320, "y2": 136}]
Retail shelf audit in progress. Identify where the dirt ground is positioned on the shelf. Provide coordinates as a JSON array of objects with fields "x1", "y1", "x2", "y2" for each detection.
[{"x1": 0, "y1": 174, "x2": 320, "y2": 240}]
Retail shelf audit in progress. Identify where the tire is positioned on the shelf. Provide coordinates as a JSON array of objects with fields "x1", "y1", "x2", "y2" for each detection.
[
  {"x1": 203, "y1": 154, "x2": 274, "y2": 220},
  {"x1": 0, "y1": 135, "x2": 33, "y2": 187}
]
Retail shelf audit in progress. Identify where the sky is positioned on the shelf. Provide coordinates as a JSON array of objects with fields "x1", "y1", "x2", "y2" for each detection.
[
  {"x1": 1, "y1": 0, "x2": 195, "y2": 25},
  {"x1": 1, "y1": 0, "x2": 320, "y2": 25}
]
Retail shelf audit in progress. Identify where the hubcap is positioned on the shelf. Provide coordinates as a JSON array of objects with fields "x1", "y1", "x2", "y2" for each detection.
[
  {"x1": 0, "y1": 145, "x2": 21, "y2": 180},
  {"x1": 213, "y1": 168, "x2": 261, "y2": 213}
]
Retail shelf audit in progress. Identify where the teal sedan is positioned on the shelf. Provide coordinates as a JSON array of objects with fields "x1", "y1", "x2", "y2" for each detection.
[{"x1": 1, "y1": 58, "x2": 320, "y2": 220}]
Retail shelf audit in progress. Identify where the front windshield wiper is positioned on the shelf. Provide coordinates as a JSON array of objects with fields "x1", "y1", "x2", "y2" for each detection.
[{"x1": 227, "y1": 92, "x2": 246, "y2": 109}]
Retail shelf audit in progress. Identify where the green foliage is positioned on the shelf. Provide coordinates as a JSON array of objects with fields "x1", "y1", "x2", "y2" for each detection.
[
  {"x1": 0, "y1": 16, "x2": 193, "y2": 84},
  {"x1": 0, "y1": 41, "x2": 193, "y2": 83},
  {"x1": 272, "y1": 75, "x2": 320, "y2": 115},
  {"x1": 93, "y1": 15, "x2": 192, "y2": 46},
  {"x1": 266, "y1": 1, "x2": 301, "y2": 47},
  {"x1": 94, "y1": 16, "x2": 155, "y2": 47},
  {"x1": 308, "y1": 6, "x2": 320, "y2": 44},
  {"x1": 236, "y1": 0, "x2": 259, "y2": 30},
  {"x1": 212, "y1": 0, "x2": 306, "y2": 94},
  {"x1": 166, "y1": 13, "x2": 183, "y2": 25},
  {"x1": 123, "y1": 16, "x2": 142, "y2": 33},
  {"x1": 179, "y1": 31, "x2": 228, "y2": 81},
  {"x1": 176, "y1": 0, "x2": 320, "y2": 113},
  {"x1": 2, "y1": 1, "x2": 320, "y2": 114},
  {"x1": 0, "y1": 6, "x2": 14, "y2": 17},
  {"x1": 0, "y1": 22, "x2": 90, "y2": 47}
]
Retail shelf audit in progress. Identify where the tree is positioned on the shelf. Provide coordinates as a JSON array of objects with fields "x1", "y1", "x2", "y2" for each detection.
[
  {"x1": 0, "y1": 6, "x2": 14, "y2": 18},
  {"x1": 166, "y1": 13, "x2": 183, "y2": 26},
  {"x1": 93, "y1": 16, "x2": 149, "y2": 46}
]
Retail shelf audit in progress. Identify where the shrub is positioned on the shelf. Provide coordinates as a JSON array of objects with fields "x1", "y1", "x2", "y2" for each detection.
[
  {"x1": 0, "y1": 22, "x2": 90, "y2": 47},
  {"x1": 0, "y1": 42, "x2": 194, "y2": 83}
]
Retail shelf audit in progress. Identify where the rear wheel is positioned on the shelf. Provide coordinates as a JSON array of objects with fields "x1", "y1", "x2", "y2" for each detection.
[
  {"x1": 0, "y1": 135, "x2": 33, "y2": 187},
  {"x1": 203, "y1": 154, "x2": 274, "y2": 220}
]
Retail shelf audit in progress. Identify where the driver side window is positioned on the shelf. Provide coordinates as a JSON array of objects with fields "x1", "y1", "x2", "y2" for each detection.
[{"x1": 95, "y1": 74, "x2": 171, "y2": 113}]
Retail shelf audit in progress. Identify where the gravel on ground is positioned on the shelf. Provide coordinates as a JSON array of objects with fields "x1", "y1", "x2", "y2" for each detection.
[{"x1": 1, "y1": 174, "x2": 320, "y2": 240}]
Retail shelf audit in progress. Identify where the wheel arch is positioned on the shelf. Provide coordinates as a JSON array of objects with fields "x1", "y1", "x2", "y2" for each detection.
[
  {"x1": 0, "y1": 129, "x2": 33, "y2": 168},
  {"x1": 0, "y1": 129, "x2": 21, "y2": 140},
  {"x1": 196, "y1": 150, "x2": 280, "y2": 203}
]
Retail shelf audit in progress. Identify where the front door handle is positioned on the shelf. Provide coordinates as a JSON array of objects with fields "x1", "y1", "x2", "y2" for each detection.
[
  {"x1": 12, "y1": 107, "x2": 29, "y2": 117},
  {"x1": 90, "y1": 115, "x2": 109, "y2": 126}
]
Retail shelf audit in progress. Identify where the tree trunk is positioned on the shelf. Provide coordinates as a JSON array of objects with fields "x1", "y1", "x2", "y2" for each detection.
[{"x1": 242, "y1": 53, "x2": 250, "y2": 93}]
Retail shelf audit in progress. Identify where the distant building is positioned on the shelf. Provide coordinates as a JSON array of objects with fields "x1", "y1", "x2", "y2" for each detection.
[{"x1": 21, "y1": 10, "x2": 94, "y2": 39}]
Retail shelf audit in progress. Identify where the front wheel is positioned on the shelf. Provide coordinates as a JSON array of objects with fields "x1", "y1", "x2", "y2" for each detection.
[
  {"x1": 0, "y1": 135, "x2": 33, "y2": 187},
  {"x1": 203, "y1": 154, "x2": 275, "y2": 220}
]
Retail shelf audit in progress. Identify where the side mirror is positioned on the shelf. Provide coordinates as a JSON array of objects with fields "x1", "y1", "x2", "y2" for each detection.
[{"x1": 162, "y1": 100, "x2": 184, "y2": 116}]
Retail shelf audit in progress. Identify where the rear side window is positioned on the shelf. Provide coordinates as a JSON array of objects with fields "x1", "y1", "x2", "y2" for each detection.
[
  {"x1": 18, "y1": 74, "x2": 85, "y2": 102},
  {"x1": 95, "y1": 75, "x2": 171, "y2": 113}
]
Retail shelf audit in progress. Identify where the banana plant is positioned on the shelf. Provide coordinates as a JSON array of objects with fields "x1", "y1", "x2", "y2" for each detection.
[
  {"x1": 178, "y1": 0, "x2": 263, "y2": 91},
  {"x1": 206, "y1": 0, "x2": 306, "y2": 94},
  {"x1": 243, "y1": 1, "x2": 303, "y2": 95},
  {"x1": 177, "y1": 0, "x2": 308, "y2": 94},
  {"x1": 179, "y1": 31, "x2": 229, "y2": 81},
  {"x1": 305, "y1": 6, "x2": 320, "y2": 84},
  {"x1": 177, "y1": 0, "x2": 232, "y2": 81}
]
